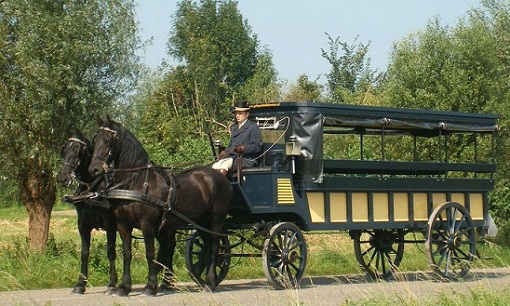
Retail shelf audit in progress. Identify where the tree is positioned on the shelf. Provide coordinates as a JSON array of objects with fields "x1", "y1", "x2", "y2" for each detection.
[
  {"x1": 168, "y1": 0, "x2": 260, "y2": 133},
  {"x1": 241, "y1": 48, "x2": 280, "y2": 104},
  {"x1": 0, "y1": 0, "x2": 141, "y2": 251},
  {"x1": 282, "y1": 74, "x2": 324, "y2": 102},
  {"x1": 321, "y1": 33, "x2": 380, "y2": 104}
]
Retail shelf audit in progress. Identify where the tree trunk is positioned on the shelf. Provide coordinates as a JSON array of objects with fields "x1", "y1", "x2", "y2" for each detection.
[{"x1": 20, "y1": 159, "x2": 56, "y2": 252}]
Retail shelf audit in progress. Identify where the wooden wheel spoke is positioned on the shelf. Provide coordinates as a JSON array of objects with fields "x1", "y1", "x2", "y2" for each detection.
[
  {"x1": 367, "y1": 247, "x2": 378, "y2": 267},
  {"x1": 389, "y1": 246, "x2": 399, "y2": 255},
  {"x1": 432, "y1": 242, "x2": 448, "y2": 256},
  {"x1": 456, "y1": 227, "x2": 473, "y2": 238},
  {"x1": 454, "y1": 216, "x2": 466, "y2": 232},
  {"x1": 384, "y1": 251, "x2": 396, "y2": 266},
  {"x1": 379, "y1": 252, "x2": 386, "y2": 272},
  {"x1": 453, "y1": 247, "x2": 471, "y2": 260},
  {"x1": 361, "y1": 245, "x2": 376, "y2": 258}
]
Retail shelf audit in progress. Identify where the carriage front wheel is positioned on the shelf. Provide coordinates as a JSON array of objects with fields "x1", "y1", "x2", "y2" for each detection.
[
  {"x1": 352, "y1": 229, "x2": 405, "y2": 280},
  {"x1": 185, "y1": 230, "x2": 231, "y2": 287},
  {"x1": 425, "y1": 202, "x2": 476, "y2": 280},
  {"x1": 262, "y1": 222, "x2": 307, "y2": 289}
]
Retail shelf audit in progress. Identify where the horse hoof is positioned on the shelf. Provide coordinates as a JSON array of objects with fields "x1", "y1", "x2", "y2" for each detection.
[
  {"x1": 105, "y1": 287, "x2": 116, "y2": 296},
  {"x1": 142, "y1": 288, "x2": 157, "y2": 297},
  {"x1": 71, "y1": 287, "x2": 85, "y2": 295},
  {"x1": 159, "y1": 281, "x2": 175, "y2": 291},
  {"x1": 112, "y1": 288, "x2": 129, "y2": 297},
  {"x1": 203, "y1": 283, "x2": 216, "y2": 292}
]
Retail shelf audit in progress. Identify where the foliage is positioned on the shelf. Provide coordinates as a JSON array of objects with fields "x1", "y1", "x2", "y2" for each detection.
[
  {"x1": 135, "y1": 0, "x2": 280, "y2": 161},
  {"x1": 282, "y1": 74, "x2": 324, "y2": 102},
  {"x1": 321, "y1": 33, "x2": 381, "y2": 104},
  {"x1": 167, "y1": 0, "x2": 260, "y2": 134},
  {"x1": 0, "y1": 179, "x2": 21, "y2": 208},
  {"x1": 240, "y1": 47, "x2": 280, "y2": 103}
]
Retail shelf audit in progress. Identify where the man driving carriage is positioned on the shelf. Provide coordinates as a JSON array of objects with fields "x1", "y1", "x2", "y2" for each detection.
[{"x1": 212, "y1": 100, "x2": 263, "y2": 176}]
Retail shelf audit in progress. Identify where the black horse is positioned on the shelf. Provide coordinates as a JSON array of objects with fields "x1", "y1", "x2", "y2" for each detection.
[
  {"x1": 88, "y1": 117, "x2": 233, "y2": 296},
  {"x1": 57, "y1": 129, "x2": 117, "y2": 295}
]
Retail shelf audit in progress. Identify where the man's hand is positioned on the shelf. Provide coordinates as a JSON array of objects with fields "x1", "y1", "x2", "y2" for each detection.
[
  {"x1": 217, "y1": 150, "x2": 228, "y2": 160},
  {"x1": 235, "y1": 145, "x2": 244, "y2": 154}
]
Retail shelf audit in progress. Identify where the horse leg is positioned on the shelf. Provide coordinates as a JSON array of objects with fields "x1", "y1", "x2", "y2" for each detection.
[
  {"x1": 105, "y1": 223, "x2": 118, "y2": 295},
  {"x1": 205, "y1": 216, "x2": 225, "y2": 291},
  {"x1": 157, "y1": 235, "x2": 175, "y2": 290},
  {"x1": 113, "y1": 226, "x2": 132, "y2": 297},
  {"x1": 142, "y1": 227, "x2": 158, "y2": 296},
  {"x1": 72, "y1": 223, "x2": 90, "y2": 295}
]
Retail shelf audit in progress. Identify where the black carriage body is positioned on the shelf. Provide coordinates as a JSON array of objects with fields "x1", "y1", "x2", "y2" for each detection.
[{"x1": 227, "y1": 102, "x2": 498, "y2": 233}]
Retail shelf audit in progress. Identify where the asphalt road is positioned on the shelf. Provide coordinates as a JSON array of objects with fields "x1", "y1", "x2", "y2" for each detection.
[{"x1": 1, "y1": 268, "x2": 510, "y2": 306}]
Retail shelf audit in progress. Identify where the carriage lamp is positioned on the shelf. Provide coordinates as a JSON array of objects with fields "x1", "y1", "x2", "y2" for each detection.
[
  {"x1": 285, "y1": 135, "x2": 301, "y2": 156},
  {"x1": 286, "y1": 135, "x2": 301, "y2": 174}
]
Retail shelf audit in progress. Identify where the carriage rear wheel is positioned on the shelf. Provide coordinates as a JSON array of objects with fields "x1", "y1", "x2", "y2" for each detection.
[
  {"x1": 185, "y1": 230, "x2": 231, "y2": 287},
  {"x1": 262, "y1": 222, "x2": 307, "y2": 289},
  {"x1": 425, "y1": 202, "x2": 476, "y2": 280},
  {"x1": 352, "y1": 229, "x2": 405, "y2": 280}
]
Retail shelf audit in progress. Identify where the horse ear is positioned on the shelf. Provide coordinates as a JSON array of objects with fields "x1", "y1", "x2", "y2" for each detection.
[
  {"x1": 106, "y1": 114, "x2": 112, "y2": 126},
  {"x1": 74, "y1": 128, "x2": 83, "y2": 138}
]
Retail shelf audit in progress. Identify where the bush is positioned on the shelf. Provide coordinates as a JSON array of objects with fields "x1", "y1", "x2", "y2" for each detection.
[{"x1": 0, "y1": 178, "x2": 21, "y2": 208}]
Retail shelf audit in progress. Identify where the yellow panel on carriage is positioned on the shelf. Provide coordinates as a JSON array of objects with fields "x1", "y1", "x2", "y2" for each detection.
[
  {"x1": 307, "y1": 192, "x2": 325, "y2": 222},
  {"x1": 451, "y1": 193, "x2": 466, "y2": 205},
  {"x1": 394, "y1": 193, "x2": 409, "y2": 222},
  {"x1": 277, "y1": 178, "x2": 295, "y2": 205},
  {"x1": 470, "y1": 193, "x2": 484, "y2": 220},
  {"x1": 413, "y1": 193, "x2": 428, "y2": 221},
  {"x1": 373, "y1": 193, "x2": 389, "y2": 222},
  {"x1": 352, "y1": 192, "x2": 369, "y2": 222},
  {"x1": 330, "y1": 192, "x2": 347, "y2": 222},
  {"x1": 432, "y1": 193, "x2": 447, "y2": 211}
]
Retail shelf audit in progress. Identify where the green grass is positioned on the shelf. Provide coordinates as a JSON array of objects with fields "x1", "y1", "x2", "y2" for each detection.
[
  {"x1": 1, "y1": 204, "x2": 510, "y2": 293},
  {"x1": 340, "y1": 287, "x2": 510, "y2": 306}
]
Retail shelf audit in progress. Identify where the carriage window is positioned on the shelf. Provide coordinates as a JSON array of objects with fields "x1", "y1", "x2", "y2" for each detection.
[{"x1": 254, "y1": 116, "x2": 288, "y2": 145}]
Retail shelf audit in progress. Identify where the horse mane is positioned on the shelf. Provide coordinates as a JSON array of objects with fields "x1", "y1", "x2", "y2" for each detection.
[
  {"x1": 102, "y1": 118, "x2": 160, "y2": 188},
  {"x1": 108, "y1": 119, "x2": 151, "y2": 168}
]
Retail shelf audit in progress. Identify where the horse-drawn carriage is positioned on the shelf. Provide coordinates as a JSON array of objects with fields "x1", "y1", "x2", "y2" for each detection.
[
  {"x1": 191, "y1": 101, "x2": 499, "y2": 288},
  {"x1": 59, "y1": 102, "x2": 499, "y2": 295}
]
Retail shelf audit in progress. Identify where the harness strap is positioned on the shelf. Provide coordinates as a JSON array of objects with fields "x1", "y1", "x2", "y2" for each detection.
[
  {"x1": 143, "y1": 165, "x2": 151, "y2": 196},
  {"x1": 158, "y1": 173, "x2": 177, "y2": 233},
  {"x1": 105, "y1": 189, "x2": 168, "y2": 208}
]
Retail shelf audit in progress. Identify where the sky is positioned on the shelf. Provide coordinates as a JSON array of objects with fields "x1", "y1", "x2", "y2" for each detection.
[{"x1": 136, "y1": 0, "x2": 482, "y2": 81}]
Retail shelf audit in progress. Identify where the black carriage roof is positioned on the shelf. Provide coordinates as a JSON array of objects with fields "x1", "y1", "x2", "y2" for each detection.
[{"x1": 250, "y1": 102, "x2": 499, "y2": 135}]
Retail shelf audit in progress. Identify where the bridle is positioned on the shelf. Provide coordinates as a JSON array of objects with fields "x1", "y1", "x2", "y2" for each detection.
[
  {"x1": 63, "y1": 137, "x2": 89, "y2": 172},
  {"x1": 91, "y1": 126, "x2": 118, "y2": 171}
]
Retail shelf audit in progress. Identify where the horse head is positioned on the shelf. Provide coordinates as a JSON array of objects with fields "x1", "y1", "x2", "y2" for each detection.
[
  {"x1": 88, "y1": 116, "x2": 121, "y2": 178},
  {"x1": 88, "y1": 115, "x2": 150, "y2": 178},
  {"x1": 57, "y1": 129, "x2": 92, "y2": 187}
]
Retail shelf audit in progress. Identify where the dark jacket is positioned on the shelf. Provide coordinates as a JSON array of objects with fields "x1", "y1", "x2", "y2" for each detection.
[{"x1": 226, "y1": 119, "x2": 263, "y2": 163}]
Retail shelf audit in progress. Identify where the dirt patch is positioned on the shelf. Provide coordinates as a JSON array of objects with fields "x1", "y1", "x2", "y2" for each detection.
[{"x1": 51, "y1": 210, "x2": 76, "y2": 217}]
